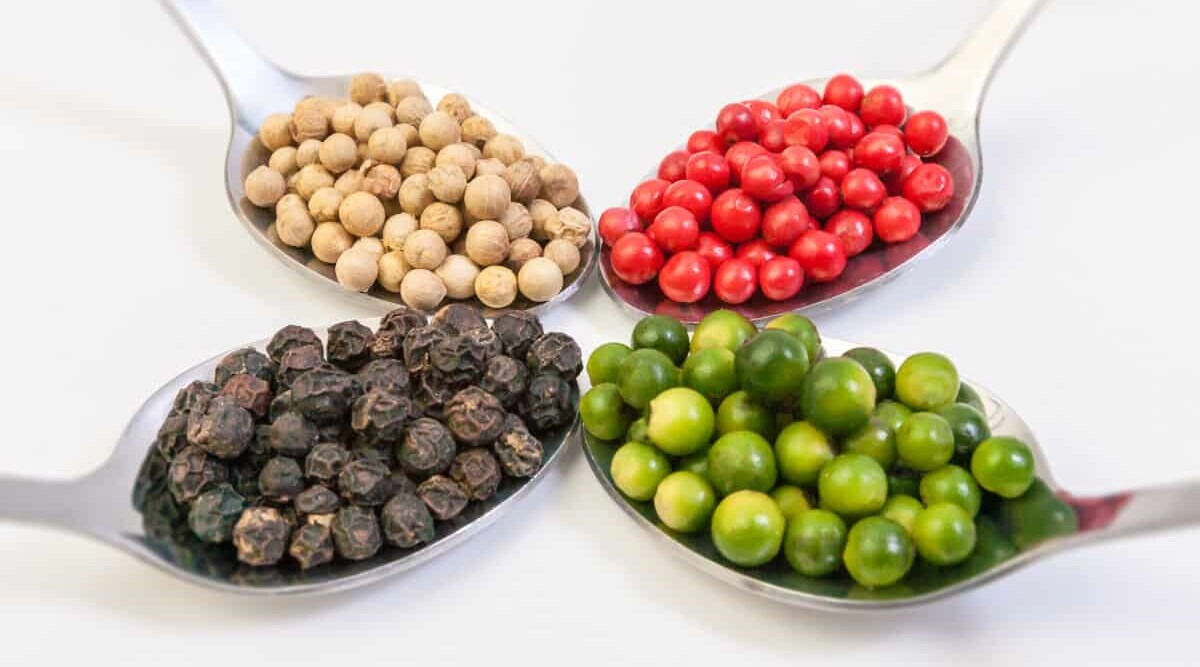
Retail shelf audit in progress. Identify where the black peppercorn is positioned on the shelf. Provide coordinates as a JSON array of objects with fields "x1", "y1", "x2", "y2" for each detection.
[
  {"x1": 431, "y1": 303, "x2": 488, "y2": 333},
  {"x1": 267, "y1": 325, "x2": 323, "y2": 364},
  {"x1": 294, "y1": 484, "x2": 340, "y2": 515},
  {"x1": 494, "y1": 415, "x2": 544, "y2": 478},
  {"x1": 229, "y1": 458, "x2": 263, "y2": 501},
  {"x1": 259, "y1": 457, "x2": 305, "y2": 502},
  {"x1": 417, "y1": 475, "x2": 469, "y2": 521},
  {"x1": 305, "y1": 442, "x2": 350, "y2": 483},
  {"x1": 380, "y1": 493, "x2": 435, "y2": 548},
  {"x1": 132, "y1": 449, "x2": 169, "y2": 512},
  {"x1": 154, "y1": 412, "x2": 190, "y2": 460},
  {"x1": 291, "y1": 365, "x2": 362, "y2": 423},
  {"x1": 331, "y1": 505, "x2": 382, "y2": 561},
  {"x1": 326, "y1": 320, "x2": 375, "y2": 371},
  {"x1": 389, "y1": 470, "x2": 416, "y2": 497},
  {"x1": 215, "y1": 348, "x2": 277, "y2": 388},
  {"x1": 368, "y1": 329, "x2": 404, "y2": 360},
  {"x1": 520, "y1": 373, "x2": 574, "y2": 433},
  {"x1": 428, "y1": 331, "x2": 496, "y2": 387},
  {"x1": 396, "y1": 417, "x2": 457, "y2": 478},
  {"x1": 188, "y1": 483, "x2": 246, "y2": 543},
  {"x1": 168, "y1": 445, "x2": 228, "y2": 503},
  {"x1": 338, "y1": 458, "x2": 392, "y2": 506},
  {"x1": 444, "y1": 387, "x2": 506, "y2": 446},
  {"x1": 219, "y1": 373, "x2": 273, "y2": 418},
  {"x1": 276, "y1": 345, "x2": 325, "y2": 390},
  {"x1": 187, "y1": 395, "x2": 254, "y2": 460},
  {"x1": 491, "y1": 311, "x2": 543, "y2": 360},
  {"x1": 350, "y1": 390, "x2": 411, "y2": 444},
  {"x1": 288, "y1": 519, "x2": 334, "y2": 569},
  {"x1": 268, "y1": 389, "x2": 294, "y2": 422},
  {"x1": 403, "y1": 324, "x2": 448, "y2": 374},
  {"x1": 413, "y1": 372, "x2": 457, "y2": 420},
  {"x1": 526, "y1": 332, "x2": 583, "y2": 380},
  {"x1": 171, "y1": 380, "x2": 219, "y2": 416},
  {"x1": 232, "y1": 506, "x2": 291, "y2": 566},
  {"x1": 450, "y1": 448, "x2": 502, "y2": 501},
  {"x1": 479, "y1": 355, "x2": 529, "y2": 409},
  {"x1": 356, "y1": 358, "x2": 411, "y2": 395},
  {"x1": 378, "y1": 306, "x2": 428, "y2": 338},
  {"x1": 264, "y1": 411, "x2": 318, "y2": 458}
]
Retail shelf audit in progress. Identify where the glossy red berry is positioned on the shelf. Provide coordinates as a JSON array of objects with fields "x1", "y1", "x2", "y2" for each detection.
[
  {"x1": 647, "y1": 206, "x2": 700, "y2": 253},
  {"x1": 883, "y1": 154, "x2": 922, "y2": 195},
  {"x1": 744, "y1": 100, "x2": 782, "y2": 132},
  {"x1": 860, "y1": 85, "x2": 906, "y2": 127},
  {"x1": 846, "y1": 111, "x2": 866, "y2": 145},
  {"x1": 760, "y1": 196, "x2": 811, "y2": 248},
  {"x1": 902, "y1": 163, "x2": 955, "y2": 212},
  {"x1": 716, "y1": 102, "x2": 758, "y2": 143},
  {"x1": 822, "y1": 74, "x2": 864, "y2": 112},
  {"x1": 802, "y1": 176, "x2": 841, "y2": 220},
  {"x1": 776, "y1": 84, "x2": 822, "y2": 117},
  {"x1": 758, "y1": 256, "x2": 804, "y2": 300},
  {"x1": 630, "y1": 178, "x2": 670, "y2": 221},
  {"x1": 609, "y1": 232, "x2": 664, "y2": 285},
  {"x1": 841, "y1": 168, "x2": 887, "y2": 211},
  {"x1": 819, "y1": 149, "x2": 851, "y2": 183},
  {"x1": 820, "y1": 105, "x2": 855, "y2": 149},
  {"x1": 778, "y1": 146, "x2": 821, "y2": 190},
  {"x1": 710, "y1": 189, "x2": 762, "y2": 243},
  {"x1": 825, "y1": 209, "x2": 874, "y2": 256},
  {"x1": 713, "y1": 258, "x2": 758, "y2": 305},
  {"x1": 657, "y1": 150, "x2": 689, "y2": 182},
  {"x1": 905, "y1": 110, "x2": 949, "y2": 157},
  {"x1": 735, "y1": 239, "x2": 778, "y2": 268},
  {"x1": 725, "y1": 141, "x2": 769, "y2": 182},
  {"x1": 788, "y1": 230, "x2": 847, "y2": 283},
  {"x1": 873, "y1": 196, "x2": 922, "y2": 243},
  {"x1": 598, "y1": 207, "x2": 641, "y2": 246},
  {"x1": 695, "y1": 231, "x2": 734, "y2": 270},
  {"x1": 658, "y1": 251, "x2": 712, "y2": 303},
  {"x1": 685, "y1": 151, "x2": 732, "y2": 193},
  {"x1": 662, "y1": 179, "x2": 714, "y2": 222},
  {"x1": 784, "y1": 109, "x2": 829, "y2": 152},
  {"x1": 854, "y1": 132, "x2": 906, "y2": 174},
  {"x1": 687, "y1": 130, "x2": 724, "y2": 154},
  {"x1": 740, "y1": 154, "x2": 794, "y2": 202},
  {"x1": 759, "y1": 119, "x2": 789, "y2": 152}
]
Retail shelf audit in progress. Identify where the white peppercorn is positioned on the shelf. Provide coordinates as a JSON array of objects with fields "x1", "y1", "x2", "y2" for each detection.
[
  {"x1": 296, "y1": 139, "x2": 321, "y2": 168},
  {"x1": 245, "y1": 166, "x2": 286, "y2": 207},
  {"x1": 398, "y1": 173, "x2": 435, "y2": 215},
  {"x1": 335, "y1": 248, "x2": 379, "y2": 292},
  {"x1": 475, "y1": 266, "x2": 517, "y2": 308},
  {"x1": 400, "y1": 268, "x2": 446, "y2": 311},
  {"x1": 311, "y1": 222, "x2": 354, "y2": 263},
  {"x1": 352, "y1": 236, "x2": 385, "y2": 259},
  {"x1": 354, "y1": 104, "x2": 393, "y2": 142},
  {"x1": 465, "y1": 220, "x2": 510, "y2": 267},
  {"x1": 418, "y1": 111, "x2": 462, "y2": 152},
  {"x1": 463, "y1": 174, "x2": 511, "y2": 221},
  {"x1": 542, "y1": 238, "x2": 581, "y2": 275},
  {"x1": 499, "y1": 202, "x2": 532, "y2": 240},
  {"x1": 308, "y1": 187, "x2": 344, "y2": 222},
  {"x1": 349, "y1": 73, "x2": 387, "y2": 105},
  {"x1": 435, "y1": 143, "x2": 478, "y2": 179},
  {"x1": 437, "y1": 94, "x2": 472, "y2": 123},
  {"x1": 461, "y1": 116, "x2": 497, "y2": 146},
  {"x1": 276, "y1": 201, "x2": 315, "y2": 248},
  {"x1": 435, "y1": 254, "x2": 480, "y2": 299},
  {"x1": 319, "y1": 133, "x2": 358, "y2": 174},
  {"x1": 400, "y1": 147, "x2": 436, "y2": 178},
  {"x1": 403, "y1": 229, "x2": 448, "y2": 270},
  {"x1": 269, "y1": 146, "x2": 299, "y2": 176},
  {"x1": 367, "y1": 126, "x2": 408, "y2": 163},
  {"x1": 482, "y1": 134, "x2": 525, "y2": 165},
  {"x1": 394, "y1": 123, "x2": 419, "y2": 149},
  {"x1": 428, "y1": 165, "x2": 467, "y2": 203},
  {"x1": 506, "y1": 237, "x2": 541, "y2": 271},
  {"x1": 294, "y1": 96, "x2": 338, "y2": 122},
  {"x1": 395, "y1": 95, "x2": 433, "y2": 126},
  {"x1": 387, "y1": 79, "x2": 423, "y2": 106},
  {"x1": 517, "y1": 257, "x2": 564, "y2": 302},
  {"x1": 540, "y1": 164, "x2": 581, "y2": 208},
  {"x1": 377, "y1": 250, "x2": 410, "y2": 292},
  {"x1": 474, "y1": 158, "x2": 506, "y2": 177},
  {"x1": 259, "y1": 113, "x2": 293, "y2": 151},
  {"x1": 363, "y1": 164, "x2": 402, "y2": 199},
  {"x1": 291, "y1": 105, "x2": 329, "y2": 143},
  {"x1": 339, "y1": 191, "x2": 386, "y2": 237},
  {"x1": 334, "y1": 169, "x2": 364, "y2": 197},
  {"x1": 548, "y1": 206, "x2": 592, "y2": 248},
  {"x1": 503, "y1": 160, "x2": 542, "y2": 204},
  {"x1": 528, "y1": 199, "x2": 559, "y2": 242},
  {"x1": 382, "y1": 213, "x2": 418, "y2": 251},
  {"x1": 419, "y1": 202, "x2": 463, "y2": 243},
  {"x1": 331, "y1": 103, "x2": 362, "y2": 135}
]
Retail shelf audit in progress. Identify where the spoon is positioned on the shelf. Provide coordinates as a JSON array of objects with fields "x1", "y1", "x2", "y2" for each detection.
[
  {"x1": 600, "y1": 0, "x2": 1045, "y2": 324},
  {"x1": 159, "y1": 0, "x2": 598, "y2": 317},
  {"x1": 581, "y1": 336, "x2": 1200, "y2": 610},
  {"x1": 0, "y1": 318, "x2": 579, "y2": 595}
]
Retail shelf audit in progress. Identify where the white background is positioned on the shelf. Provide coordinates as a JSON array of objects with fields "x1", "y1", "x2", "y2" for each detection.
[{"x1": 1, "y1": 1, "x2": 1198, "y2": 664}]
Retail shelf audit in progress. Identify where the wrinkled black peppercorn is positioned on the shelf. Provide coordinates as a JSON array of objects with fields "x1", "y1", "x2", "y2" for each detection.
[
  {"x1": 230, "y1": 458, "x2": 263, "y2": 501},
  {"x1": 259, "y1": 456, "x2": 305, "y2": 502},
  {"x1": 389, "y1": 470, "x2": 416, "y2": 497},
  {"x1": 413, "y1": 372, "x2": 457, "y2": 420},
  {"x1": 396, "y1": 418, "x2": 456, "y2": 478},
  {"x1": 268, "y1": 389, "x2": 294, "y2": 422},
  {"x1": 187, "y1": 395, "x2": 254, "y2": 460},
  {"x1": 168, "y1": 445, "x2": 228, "y2": 503},
  {"x1": 219, "y1": 373, "x2": 273, "y2": 418},
  {"x1": 326, "y1": 320, "x2": 375, "y2": 371},
  {"x1": 431, "y1": 303, "x2": 488, "y2": 334},
  {"x1": 520, "y1": 373, "x2": 574, "y2": 433},
  {"x1": 188, "y1": 483, "x2": 245, "y2": 543},
  {"x1": 132, "y1": 449, "x2": 169, "y2": 512},
  {"x1": 450, "y1": 448, "x2": 502, "y2": 501},
  {"x1": 171, "y1": 380, "x2": 219, "y2": 416},
  {"x1": 403, "y1": 324, "x2": 447, "y2": 374},
  {"x1": 417, "y1": 475, "x2": 469, "y2": 521},
  {"x1": 479, "y1": 355, "x2": 529, "y2": 409},
  {"x1": 350, "y1": 390, "x2": 411, "y2": 444},
  {"x1": 356, "y1": 358, "x2": 410, "y2": 395},
  {"x1": 215, "y1": 348, "x2": 278, "y2": 390},
  {"x1": 331, "y1": 505, "x2": 382, "y2": 561},
  {"x1": 276, "y1": 345, "x2": 325, "y2": 389},
  {"x1": 526, "y1": 333, "x2": 583, "y2": 380},
  {"x1": 491, "y1": 311, "x2": 543, "y2": 360},
  {"x1": 233, "y1": 507, "x2": 290, "y2": 566},
  {"x1": 380, "y1": 493, "x2": 435, "y2": 548},
  {"x1": 338, "y1": 458, "x2": 392, "y2": 506},
  {"x1": 263, "y1": 411, "x2": 318, "y2": 458},
  {"x1": 317, "y1": 420, "x2": 349, "y2": 444},
  {"x1": 305, "y1": 442, "x2": 350, "y2": 483},
  {"x1": 445, "y1": 387, "x2": 506, "y2": 446},
  {"x1": 428, "y1": 331, "x2": 495, "y2": 387},
  {"x1": 368, "y1": 329, "x2": 405, "y2": 360},
  {"x1": 294, "y1": 484, "x2": 340, "y2": 515},
  {"x1": 154, "y1": 412, "x2": 191, "y2": 460},
  {"x1": 291, "y1": 365, "x2": 362, "y2": 423},
  {"x1": 267, "y1": 325, "x2": 323, "y2": 364},
  {"x1": 378, "y1": 306, "x2": 428, "y2": 339},
  {"x1": 288, "y1": 519, "x2": 334, "y2": 569},
  {"x1": 494, "y1": 415, "x2": 544, "y2": 478}
]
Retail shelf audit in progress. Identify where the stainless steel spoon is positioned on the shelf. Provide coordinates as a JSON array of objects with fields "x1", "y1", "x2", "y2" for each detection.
[
  {"x1": 160, "y1": 0, "x2": 598, "y2": 317},
  {"x1": 600, "y1": 0, "x2": 1044, "y2": 324},
  {"x1": 582, "y1": 337, "x2": 1200, "y2": 610},
  {"x1": 0, "y1": 318, "x2": 579, "y2": 595}
]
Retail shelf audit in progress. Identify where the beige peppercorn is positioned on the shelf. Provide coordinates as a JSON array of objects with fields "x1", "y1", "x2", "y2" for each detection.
[
  {"x1": 499, "y1": 202, "x2": 533, "y2": 240},
  {"x1": 331, "y1": 103, "x2": 362, "y2": 135},
  {"x1": 506, "y1": 237, "x2": 542, "y2": 271},
  {"x1": 435, "y1": 254, "x2": 481, "y2": 299},
  {"x1": 311, "y1": 222, "x2": 354, "y2": 263},
  {"x1": 333, "y1": 169, "x2": 364, "y2": 197},
  {"x1": 428, "y1": 165, "x2": 467, "y2": 203},
  {"x1": 275, "y1": 200, "x2": 315, "y2": 248},
  {"x1": 474, "y1": 158, "x2": 506, "y2": 177},
  {"x1": 548, "y1": 206, "x2": 592, "y2": 247},
  {"x1": 307, "y1": 187, "x2": 344, "y2": 222},
  {"x1": 349, "y1": 73, "x2": 387, "y2": 105},
  {"x1": 518, "y1": 257, "x2": 564, "y2": 302},
  {"x1": 296, "y1": 139, "x2": 321, "y2": 168},
  {"x1": 543, "y1": 238, "x2": 581, "y2": 275},
  {"x1": 436, "y1": 94, "x2": 472, "y2": 123},
  {"x1": 400, "y1": 268, "x2": 447, "y2": 310},
  {"x1": 363, "y1": 164, "x2": 402, "y2": 199},
  {"x1": 403, "y1": 229, "x2": 449, "y2": 270},
  {"x1": 463, "y1": 174, "x2": 512, "y2": 221},
  {"x1": 418, "y1": 111, "x2": 462, "y2": 152},
  {"x1": 338, "y1": 191, "x2": 386, "y2": 237},
  {"x1": 366, "y1": 126, "x2": 408, "y2": 164},
  {"x1": 395, "y1": 95, "x2": 433, "y2": 126},
  {"x1": 400, "y1": 146, "x2": 436, "y2": 178},
  {"x1": 259, "y1": 113, "x2": 293, "y2": 151},
  {"x1": 419, "y1": 202, "x2": 463, "y2": 243},
  {"x1": 318, "y1": 133, "x2": 358, "y2": 173},
  {"x1": 294, "y1": 96, "x2": 336, "y2": 121},
  {"x1": 435, "y1": 143, "x2": 478, "y2": 179},
  {"x1": 464, "y1": 220, "x2": 510, "y2": 267},
  {"x1": 290, "y1": 105, "x2": 329, "y2": 143},
  {"x1": 354, "y1": 104, "x2": 393, "y2": 142},
  {"x1": 335, "y1": 248, "x2": 379, "y2": 292},
  {"x1": 526, "y1": 155, "x2": 548, "y2": 171},
  {"x1": 394, "y1": 123, "x2": 419, "y2": 148},
  {"x1": 461, "y1": 116, "x2": 497, "y2": 146},
  {"x1": 527, "y1": 199, "x2": 559, "y2": 242},
  {"x1": 474, "y1": 266, "x2": 517, "y2": 308},
  {"x1": 387, "y1": 79, "x2": 423, "y2": 106},
  {"x1": 382, "y1": 213, "x2": 418, "y2": 250},
  {"x1": 352, "y1": 236, "x2": 385, "y2": 259},
  {"x1": 245, "y1": 166, "x2": 286, "y2": 207},
  {"x1": 540, "y1": 164, "x2": 581, "y2": 207},
  {"x1": 398, "y1": 173, "x2": 435, "y2": 215},
  {"x1": 377, "y1": 250, "x2": 410, "y2": 292},
  {"x1": 503, "y1": 159, "x2": 542, "y2": 204},
  {"x1": 482, "y1": 133, "x2": 525, "y2": 165},
  {"x1": 268, "y1": 146, "x2": 299, "y2": 176}
]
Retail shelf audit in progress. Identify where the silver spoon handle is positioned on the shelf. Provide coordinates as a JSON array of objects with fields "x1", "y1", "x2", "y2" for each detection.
[
  {"x1": 0, "y1": 474, "x2": 92, "y2": 528},
  {"x1": 1077, "y1": 480, "x2": 1200, "y2": 543}
]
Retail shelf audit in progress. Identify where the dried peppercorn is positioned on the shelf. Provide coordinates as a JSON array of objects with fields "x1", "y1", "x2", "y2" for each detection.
[
  {"x1": 215, "y1": 348, "x2": 277, "y2": 388},
  {"x1": 431, "y1": 303, "x2": 488, "y2": 333},
  {"x1": 219, "y1": 373, "x2": 273, "y2": 418},
  {"x1": 378, "y1": 306, "x2": 428, "y2": 338},
  {"x1": 480, "y1": 355, "x2": 529, "y2": 409},
  {"x1": 291, "y1": 365, "x2": 362, "y2": 423},
  {"x1": 186, "y1": 395, "x2": 254, "y2": 460},
  {"x1": 380, "y1": 493, "x2": 435, "y2": 548},
  {"x1": 288, "y1": 520, "x2": 334, "y2": 569},
  {"x1": 154, "y1": 412, "x2": 190, "y2": 460},
  {"x1": 326, "y1": 320, "x2": 375, "y2": 370},
  {"x1": 356, "y1": 358, "x2": 411, "y2": 394},
  {"x1": 305, "y1": 442, "x2": 350, "y2": 483},
  {"x1": 417, "y1": 474, "x2": 469, "y2": 521},
  {"x1": 317, "y1": 420, "x2": 349, "y2": 444},
  {"x1": 331, "y1": 505, "x2": 382, "y2": 560},
  {"x1": 445, "y1": 387, "x2": 506, "y2": 446},
  {"x1": 259, "y1": 456, "x2": 305, "y2": 502},
  {"x1": 450, "y1": 448, "x2": 502, "y2": 501},
  {"x1": 350, "y1": 390, "x2": 412, "y2": 443},
  {"x1": 230, "y1": 458, "x2": 263, "y2": 500},
  {"x1": 294, "y1": 484, "x2": 340, "y2": 515},
  {"x1": 338, "y1": 457, "x2": 392, "y2": 506},
  {"x1": 491, "y1": 311, "x2": 543, "y2": 360},
  {"x1": 267, "y1": 325, "x2": 323, "y2": 364},
  {"x1": 233, "y1": 506, "x2": 291, "y2": 566},
  {"x1": 269, "y1": 390, "x2": 294, "y2": 422},
  {"x1": 414, "y1": 371, "x2": 458, "y2": 419},
  {"x1": 494, "y1": 415, "x2": 543, "y2": 477},
  {"x1": 521, "y1": 373, "x2": 574, "y2": 433},
  {"x1": 168, "y1": 445, "x2": 229, "y2": 503},
  {"x1": 403, "y1": 323, "x2": 448, "y2": 374},
  {"x1": 264, "y1": 411, "x2": 319, "y2": 457},
  {"x1": 171, "y1": 380, "x2": 219, "y2": 416},
  {"x1": 428, "y1": 332, "x2": 494, "y2": 387},
  {"x1": 396, "y1": 417, "x2": 456, "y2": 478},
  {"x1": 276, "y1": 345, "x2": 325, "y2": 389},
  {"x1": 188, "y1": 483, "x2": 246, "y2": 543},
  {"x1": 389, "y1": 470, "x2": 416, "y2": 497},
  {"x1": 368, "y1": 329, "x2": 405, "y2": 360},
  {"x1": 132, "y1": 449, "x2": 169, "y2": 512},
  {"x1": 526, "y1": 332, "x2": 583, "y2": 379}
]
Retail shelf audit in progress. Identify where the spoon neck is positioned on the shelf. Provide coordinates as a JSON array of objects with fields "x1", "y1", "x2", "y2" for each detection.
[
  {"x1": 1067, "y1": 479, "x2": 1200, "y2": 544},
  {"x1": 0, "y1": 466, "x2": 130, "y2": 538}
]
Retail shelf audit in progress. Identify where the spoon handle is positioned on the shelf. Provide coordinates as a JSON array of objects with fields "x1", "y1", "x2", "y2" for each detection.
[
  {"x1": 1071, "y1": 480, "x2": 1200, "y2": 543},
  {"x1": 0, "y1": 474, "x2": 100, "y2": 531}
]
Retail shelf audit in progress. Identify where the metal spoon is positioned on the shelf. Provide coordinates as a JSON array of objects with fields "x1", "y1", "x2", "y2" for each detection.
[
  {"x1": 581, "y1": 336, "x2": 1200, "y2": 610},
  {"x1": 160, "y1": 0, "x2": 598, "y2": 317},
  {"x1": 600, "y1": 0, "x2": 1045, "y2": 324},
  {"x1": 0, "y1": 318, "x2": 579, "y2": 595}
]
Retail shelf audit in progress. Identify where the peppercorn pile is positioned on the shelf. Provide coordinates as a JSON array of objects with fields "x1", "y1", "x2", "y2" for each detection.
[
  {"x1": 600, "y1": 74, "x2": 956, "y2": 305},
  {"x1": 133, "y1": 304, "x2": 580, "y2": 569},
  {"x1": 243, "y1": 73, "x2": 593, "y2": 310}
]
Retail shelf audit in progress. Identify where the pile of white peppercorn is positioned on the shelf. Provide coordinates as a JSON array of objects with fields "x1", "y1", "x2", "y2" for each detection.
[{"x1": 242, "y1": 73, "x2": 592, "y2": 311}]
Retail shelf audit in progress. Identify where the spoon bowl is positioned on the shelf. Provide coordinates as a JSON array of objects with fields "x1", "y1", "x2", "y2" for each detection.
[{"x1": 0, "y1": 318, "x2": 579, "y2": 595}]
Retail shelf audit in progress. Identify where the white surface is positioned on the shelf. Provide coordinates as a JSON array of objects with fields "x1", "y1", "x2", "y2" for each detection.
[{"x1": 1, "y1": 0, "x2": 1197, "y2": 664}]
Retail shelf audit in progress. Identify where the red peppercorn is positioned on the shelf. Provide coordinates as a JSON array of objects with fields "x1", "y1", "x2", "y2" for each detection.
[
  {"x1": 744, "y1": 100, "x2": 782, "y2": 132},
  {"x1": 713, "y1": 258, "x2": 758, "y2": 305},
  {"x1": 740, "y1": 154, "x2": 794, "y2": 202},
  {"x1": 802, "y1": 176, "x2": 841, "y2": 220},
  {"x1": 630, "y1": 178, "x2": 670, "y2": 221},
  {"x1": 870, "y1": 124, "x2": 905, "y2": 141},
  {"x1": 778, "y1": 146, "x2": 821, "y2": 190},
  {"x1": 788, "y1": 230, "x2": 847, "y2": 283},
  {"x1": 662, "y1": 179, "x2": 714, "y2": 222},
  {"x1": 758, "y1": 256, "x2": 804, "y2": 300},
  {"x1": 646, "y1": 206, "x2": 700, "y2": 253},
  {"x1": 658, "y1": 251, "x2": 711, "y2": 303},
  {"x1": 716, "y1": 102, "x2": 758, "y2": 143},
  {"x1": 759, "y1": 119, "x2": 789, "y2": 152},
  {"x1": 783, "y1": 109, "x2": 829, "y2": 152},
  {"x1": 853, "y1": 132, "x2": 906, "y2": 174},
  {"x1": 905, "y1": 110, "x2": 949, "y2": 157},
  {"x1": 902, "y1": 163, "x2": 955, "y2": 212},
  {"x1": 761, "y1": 196, "x2": 811, "y2": 248},
  {"x1": 820, "y1": 105, "x2": 855, "y2": 149},
  {"x1": 819, "y1": 149, "x2": 851, "y2": 183},
  {"x1": 695, "y1": 231, "x2": 734, "y2": 270},
  {"x1": 598, "y1": 207, "x2": 641, "y2": 247},
  {"x1": 860, "y1": 85, "x2": 906, "y2": 127},
  {"x1": 841, "y1": 168, "x2": 887, "y2": 211},
  {"x1": 710, "y1": 189, "x2": 762, "y2": 243},
  {"x1": 776, "y1": 83, "x2": 822, "y2": 117},
  {"x1": 846, "y1": 111, "x2": 866, "y2": 145},
  {"x1": 873, "y1": 196, "x2": 922, "y2": 243},
  {"x1": 657, "y1": 150, "x2": 689, "y2": 182},
  {"x1": 609, "y1": 232, "x2": 664, "y2": 285},
  {"x1": 685, "y1": 151, "x2": 732, "y2": 194},
  {"x1": 825, "y1": 209, "x2": 874, "y2": 256},
  {"x1": 687, "y1": 129, "x2": 724, "y2": 154},
  {"x1": 736, "y1": 239, "x2": 778, "y2": 268},
  {"x1": 822, "y1": 74, "x2": 864, "y2": 112},
  {"x1": 883, "y1": 154, "x2": 922, "y2": 195},
  {"x1": 725, "y1": 141, "x2": 769, "y2": 182}
]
